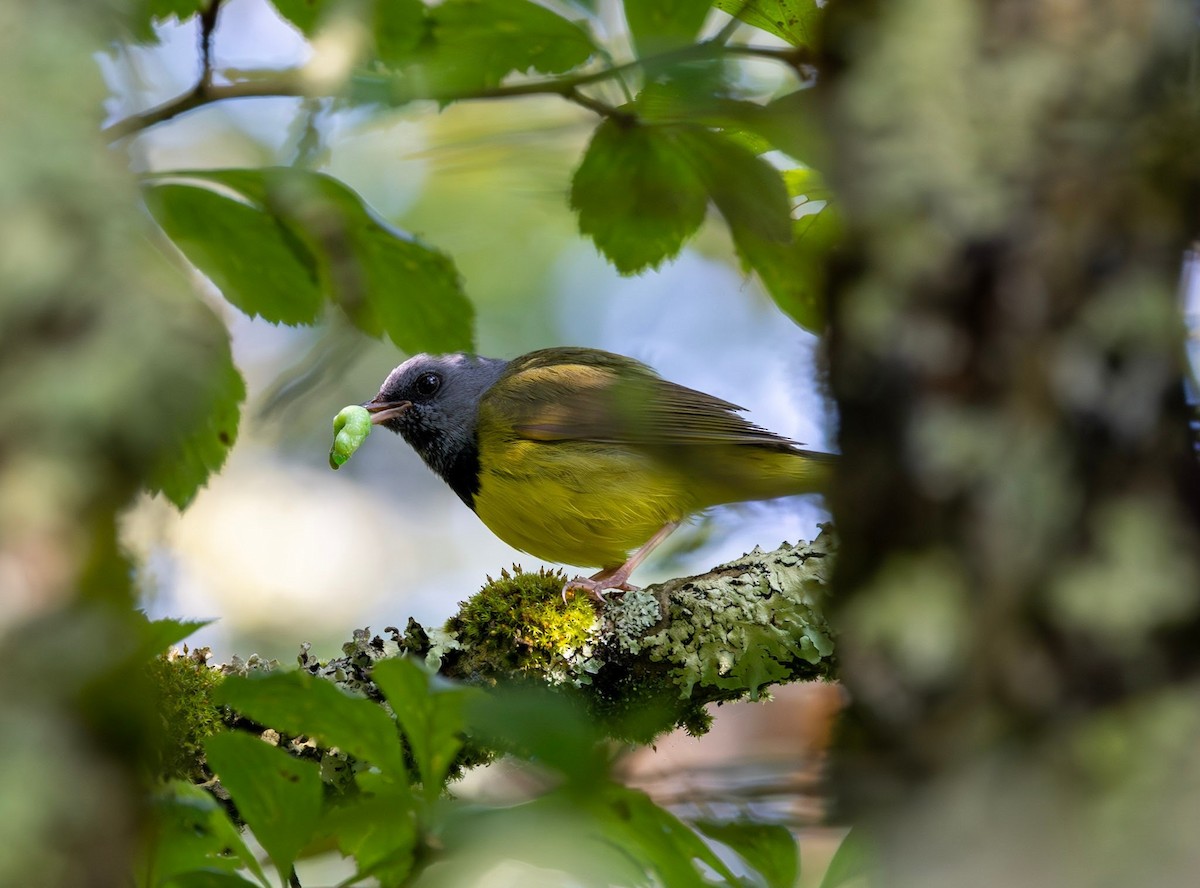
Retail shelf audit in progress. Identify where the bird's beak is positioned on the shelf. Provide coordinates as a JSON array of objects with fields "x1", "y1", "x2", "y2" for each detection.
[{"x1": 364, "y1": 398, "x2": 412, "y2": 425}]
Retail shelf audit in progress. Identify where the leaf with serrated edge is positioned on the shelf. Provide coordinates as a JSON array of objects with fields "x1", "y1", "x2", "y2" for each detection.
[
  {"x1": 150, "y1": 168, "x2": 474, "y2": 354},
  {"x1": 145, "y1": 314, "x2": 245, "y2": 509},
  {"x1": 371, "y1": 658, "x2": 473, "y2": 802},
  {"x1": 714, "y1": 0, "x2": 821, "y2": 47},
  {"x1": 430, "y1": 0, "x2": 595, "y2": 90},
  {"x1": 203, "y1": 732, "x2": 324, "y2": 882},
  {"x1": 215, "y1": 672, "x2": 408, "y2": 777},
  {"x1": 144, "y1": 781, "x2": 270, "y2": 888},
  {"x1": 144, "y1": 182, "x2": 324, "y2": 326},
  {"x1": 571, "y1": 120, "x2": 709, "y2": 274}
]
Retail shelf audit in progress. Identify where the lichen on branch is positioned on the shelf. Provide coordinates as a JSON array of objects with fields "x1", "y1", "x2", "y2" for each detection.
[
  {"x1": 156, "y1": 530, "x2": 838, "y2": 783},
  {"x1": 307, "y1": 528, "x2": 839, "y2": 741}
]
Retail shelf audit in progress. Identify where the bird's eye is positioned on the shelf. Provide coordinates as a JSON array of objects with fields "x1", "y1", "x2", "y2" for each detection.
[{"x1": 414, "y1": 372, "x2": 441, "y2": 397}]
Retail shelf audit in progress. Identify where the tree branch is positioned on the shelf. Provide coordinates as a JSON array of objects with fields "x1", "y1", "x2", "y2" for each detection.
[
  {"x1": 309, "y1": 531, "x2": 836, "y2": 739},
  {"x1": 157, "y1": 531, "x2": 838, "y2": 787},
  {"x1": 103, "y1": 77, "x2": 308, "y2": 141},
  {"x1": 104, "y1": 43, "x2": 810, "y2": 141}
]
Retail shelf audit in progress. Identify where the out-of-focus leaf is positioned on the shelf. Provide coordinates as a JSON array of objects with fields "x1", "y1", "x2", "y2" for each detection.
[
  {"x1": 429, "y1": 0, "x2": 595, "y2": 91},
  {"x1": 695, "y1": 820, "x2": 799, "y2": 888},
  {"x1": 138, "y1": 616, "x2": 211, "y2": 657},
  {"x1": 145, "y1": 337, "x2": 245, "y2": 509},
  {"x1": 437, "y1": 793, "x2": 649, "y2": 886},
  {"x1": 320, "y1": 779, "x2": 417, "y2": 885},
  {"x1": 465, "y1": 685, "x2": 607, "y2": 784},
  {"x1": 624, "y1": 0, "x2": 711, "y2": 55},
  {"x1": 145, "y1": 168, "x2": 474, "y2": 354},
  {"x1": 818, "y1": 827, "x2": 872, "y2": 888},
  {"x1": 273, "y1": 0, "x2": 427, "y2": 62},
  {"x1": 124, "y1": 0, "x2": 207, "y2": 42},
  {"x1": 203, "y1": 732, "x2": 323, "y2": 882},
  {"x1": 270, "y1": 0, "x2": 331, "y2": 35},
  {"x1": 736, "y1": 198, "x2": 839, "y2": 333},
  {"x1": 371, "y1": 658, "x2": 474, "y2": 802},
  {"x1": 714, "y1": 0, "x2": 821, "y2": 47},
  {"x1": 571, "y1": 119, "x2": 708, "y2": 274},
  {"x1": 373, "y1": 0, "x2": 426, "y2": 65},
  {"x1": 710, "y1": 89, "x2": 827, "y2": 168},
  {"x1": 598, "y1": 786, "x2": 741, "y2": 887},
  {"x1": 214, "y1": 671, "x2": 407, "y2": 777},
  {"x1": 165, "y1": 873, "x2": 264, "y2": 888},
  {"x1": 142, "y1": 781, "x2": 269, "y2": 888}
]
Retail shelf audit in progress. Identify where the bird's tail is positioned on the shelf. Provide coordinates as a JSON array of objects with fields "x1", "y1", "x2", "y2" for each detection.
[{"x1": 696, "y1": 444, "x2": 836, "y2": 507}]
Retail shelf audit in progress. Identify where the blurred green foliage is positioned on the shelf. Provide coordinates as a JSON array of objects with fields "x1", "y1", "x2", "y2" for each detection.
[{"x1": 140, "y1": 657, "x2": 803, "y2": 887}]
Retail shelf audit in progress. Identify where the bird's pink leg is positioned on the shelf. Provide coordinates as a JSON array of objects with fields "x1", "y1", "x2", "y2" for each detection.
[{"x1": 562, "y1": 521, "x2": 681, "y2": 604}]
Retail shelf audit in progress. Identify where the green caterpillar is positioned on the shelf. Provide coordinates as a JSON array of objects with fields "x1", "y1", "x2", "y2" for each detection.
[{"x1": 329, "y1": 405, "x2": 372, "y2": 469}]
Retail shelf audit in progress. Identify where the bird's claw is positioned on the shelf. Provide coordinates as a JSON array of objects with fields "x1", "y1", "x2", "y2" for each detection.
[{"x1": 561, "y1": 576, "x2": 639, "y2": 605}]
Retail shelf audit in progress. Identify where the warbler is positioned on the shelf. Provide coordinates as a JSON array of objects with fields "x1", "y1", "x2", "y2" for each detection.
[{"x1": 365, "y1": 347, "x2": 832, "y2": 600}]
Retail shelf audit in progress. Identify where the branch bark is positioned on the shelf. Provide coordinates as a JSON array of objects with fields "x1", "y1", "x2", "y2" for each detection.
[
  {"x1": 298, "y1": 530, "x2": 838, "y2": 742},
  {"x1": 163, "y1": 532, "x2": 838, "y2": 786}
]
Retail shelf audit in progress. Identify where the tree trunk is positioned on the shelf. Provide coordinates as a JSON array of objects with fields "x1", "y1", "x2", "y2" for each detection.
[{"x1": 819, "y1": 0, "x2": 1200, "y2": 882}]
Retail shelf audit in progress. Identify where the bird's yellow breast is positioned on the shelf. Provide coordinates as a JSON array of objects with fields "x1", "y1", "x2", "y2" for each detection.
[{"x1": 473, "y1": 435, "x2": 691, "y2": 569}]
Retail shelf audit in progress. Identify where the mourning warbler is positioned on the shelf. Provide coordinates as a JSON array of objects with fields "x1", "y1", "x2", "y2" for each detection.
[{"x1": 364, "y1": 347, "x2": 833, "y2": 601}]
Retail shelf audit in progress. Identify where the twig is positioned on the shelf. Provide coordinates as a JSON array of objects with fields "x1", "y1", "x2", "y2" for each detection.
[
  {"x1": 104, "y1": 78, "x2": 308, "y2": 141},
  {"x1": 104, "y1": 41, "x2": 808, "y2": 141},
  {"x1": 564, "y1": 86, "x2": 631, "y2": 121},
  {"x1": 197, "y1": 0, "x2": 222, "y2": 87}
]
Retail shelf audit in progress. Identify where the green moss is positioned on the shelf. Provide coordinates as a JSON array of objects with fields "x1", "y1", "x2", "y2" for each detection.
[
  {"x1": 445, "y1": 566, "x2": 597, "y2": 682},
  {"x1": 146, "y1": 650, "x2": 225, "y2": 781}
]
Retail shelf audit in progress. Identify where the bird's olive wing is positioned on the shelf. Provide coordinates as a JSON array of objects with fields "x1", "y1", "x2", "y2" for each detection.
[{"x1": 484, "y1": 349, "x2": 801, "y2": 451}]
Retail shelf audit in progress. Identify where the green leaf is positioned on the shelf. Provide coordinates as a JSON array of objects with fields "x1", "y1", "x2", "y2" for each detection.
[
  {"x1": 571, "y1": 120, "x2": 709, "y2": 274},
  {"x1": 756, "y1": 89, "x2": 828, "y2": 167},
  {"x1": 465, "y1": 686, "x2": 608, "y2": 785},
  {"x1": 138, "y1": 616, "x2": 211, "y2": 656},
  {"x1": 598, "y1": 786, "x2": 741, "y2": 887},
  {"x1": 270, "y1": 0, "x2": 334, "y2": 35},
  {"x1": 164, "y1": 872, "x2": 264, "y2": 888},
  {"x1": 272, "y1": 0, "x2": 427, "y2": 63},
  {"x1": 143, "y1": 781, "x2": 269, "y2": 888},
  {"x1": 430, "y1": 0, "x2": 595, "y2": 90},
  {"x1": 713, "y1": 0, "x2": 821, "y2": 47},
  {"x1": 203, "y1": 732, "x2": 324, "y2": 882},
  {"x1": 320, "y1": 780, "x2": 418, "y2": 885},
  {"x1": 371, "y1": 658, "x2": 473, "y2": 801},
  {"x1": 818, "y1": 827, "x2": 873, "y2": 888},
  {"x1": 214, "y1": 671, "x2": 407, "y2": 777},
  {"x1": 624, "y1": 0, "x2": 712, "y2": 55},
  {"x1": 676, "y1": 126, "x2": 793, "y2": 244},
  {"x1": 146, "y1": 168, "x2": 474, "y2": 354},
  {"x1": 124, "y1": 0, "x2": 208, "y2": 42},
  {"x1": 144, "y1": 183, "x2": 324, "y2": 326},
  {"x1": 373, "y1": 0, "x2": 427, "y2": 66},
  {"x1": 736, "y1": 198, "x2": 839, "y2": 334},
  {"x1": 145, "y1": 320, "x2": 246, "y2": 509},
  {"x1": 695, "y1": 820, "x2": 799, "y2": 888}
]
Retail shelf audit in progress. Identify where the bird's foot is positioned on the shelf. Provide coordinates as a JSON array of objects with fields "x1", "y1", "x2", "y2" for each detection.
[{"x1": 561, "y1": 573, "x2": 639, "y2": 605}]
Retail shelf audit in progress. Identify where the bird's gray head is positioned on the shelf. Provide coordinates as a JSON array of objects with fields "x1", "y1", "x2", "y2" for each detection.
[{"x1": 364, "y1": 353, "x2": 507, "y2": 506}]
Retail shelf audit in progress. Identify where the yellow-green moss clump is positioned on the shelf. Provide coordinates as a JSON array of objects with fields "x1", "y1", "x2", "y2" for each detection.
[
  {"x1": 445, "y1": 567, "x2": 597, "y2": 683},
  {"x1": 147, "y1": 649, "x2": 224, "y2": 781}
]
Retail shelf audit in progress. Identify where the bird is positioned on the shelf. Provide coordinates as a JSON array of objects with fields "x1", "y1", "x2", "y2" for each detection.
[{"x1": 364, "y1": 347, "x2": 833, "y2": 602}]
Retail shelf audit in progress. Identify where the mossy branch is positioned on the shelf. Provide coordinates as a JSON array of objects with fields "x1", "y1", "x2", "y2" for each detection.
[{"x1": 155, "y1": 529, "x2": 837, "y2": 786}]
